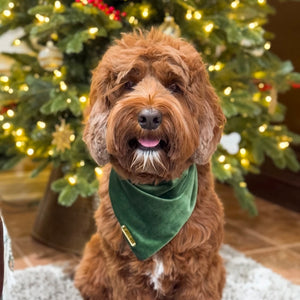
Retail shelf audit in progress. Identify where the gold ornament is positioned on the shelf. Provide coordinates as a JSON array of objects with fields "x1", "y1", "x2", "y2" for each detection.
[
  {"x1": 159, "y1": 16, "x2": 181, "y2": 38},
  {"x1": 52, "y1": 119, "x2": 74, "y2": 152},
  {"x1": 38, "y1": 41, "x2": 63, "y2": 71}
]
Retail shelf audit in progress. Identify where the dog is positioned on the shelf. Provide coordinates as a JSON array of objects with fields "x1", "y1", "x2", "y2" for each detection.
[{"x1": 74, "y1": 29, "x2": 226, "y2": 300}]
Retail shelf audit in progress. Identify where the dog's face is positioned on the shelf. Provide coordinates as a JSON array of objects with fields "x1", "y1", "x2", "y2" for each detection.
[{"x1": 84, "y1": 30, "x2": 225, "y2": 183}]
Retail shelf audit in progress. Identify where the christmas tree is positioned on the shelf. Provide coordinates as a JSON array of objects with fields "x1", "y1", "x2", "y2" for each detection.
[{"x1": 0, "y1": 0, "x2": 299, "y2": 214}]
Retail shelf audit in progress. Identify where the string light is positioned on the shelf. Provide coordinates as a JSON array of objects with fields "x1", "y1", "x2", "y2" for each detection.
[
  {"x1": 0, "y1": 115, "x2": 4, "y2": 121},
  {"x1": 3, "y1": 86, "x2": 10, "y2": 92},
  {"x1": 69, "y1": 134, "x2": 76, "y2": 142},
  {"x1": 8, "y1": 2, "x2": 14, "y2": 8},
  {"x1": 239, "y1": 182, "x2": 247, "y2": 188},
  {"x1": 78, "y1": 160, "x2": 85, "y2": 167},
  {"x1": 258, "y1": 124, "x2": 267, "y2": 133},
  {"x1": 249, "y1": 22, "x2": 258, "y2": 29},
  {"x1": 218, "y1": 155, "x2": 226, "y2": 163},
  {"x1": 257, "y1": 0, "x2": 266, "y2": 5},
  {"x1": 79, "y1": 96, "x2": 87, "y2": 103},
  {"x1": 265, "y1": 95, "x2": 272, "y2": 102},
  {"x1": 8, "y1": 88, "x2": 13, "y2": 94},
  {"x1": 208, "y1": 65, "x2": 215, "y2": 72},
  {"x1": 68, "y1": 175, "x2": 77, "y2": 185},
  {"x1": 20, "y1": 84, "x2": 29, "y2": 91},
  {"x1": 141, "y1": 8, "x2": 149, "y2": 18},
  {"x1": 15, "y1": 128, "x2": 24, "y2": 136},
  {"x1": 214, "y1": 62, "x2": 224, "y2": 71},
  {"x1": 2, "y1": 122, "x2": 11, "y2": 130},
  {"x1": 88, "y1": 27, "x2": 98, "y2": 35},
  {"x1": 13, "y1": 39, "x2": 21, "y2": 46},
  {"x1": 194, "y1": 11, "x2": 202, "y2": 20},
  {"x1": 95, "y1": 167, "x2": 103, "y2": 176},
  {"x1": 48, "y1": 149, "x2": 54, "y2": 156},
  {"x1": 204, "y1": 23, "x2": 214, "y2": 33},
  {"x1": 35, "y1": 14, "x2": 46, "y2": 22},
  {"x1": 66, "y1": 98, "x2": 72, "y2": 103},
  {"x1": 7, "y1": 109, "x2": 14, "y2": 117},
  {"x1": 224, "y1": 164, "x2": 231, "y2": 170},
  {"x1": 3, "y1": 10, "x2": 12, "y2": 17},
  {"x1": 231, "y1": 0, "x2": 240, "y2": 8},
  {"x1": 37, "y1": 121, "x2": 46, "y2": 129},
  {"x1": 224, "y1": 86, "x2": 232, "y2": 95},
  {"x1": 27, "y1": 148, "x2": 34, "y2": 156},
  {"x1": 54, "y1": 1, "x2": 62, "y2": 9},
  {"x1": 241, "y1": 158, "x2": 250, "y2": 167},
  {"x1": 60, "y1": 81, "x2": 67, "y2": 91},
  {"x1": 279, "y1": 141, "x2": 289, "y2": 149},
  {"x1": 185, "y1": 10, "x2": 192, "y2": 20},
  {"x1": 54, "y1": 70, "x2": 62, "y2": 78},
  {"x1": 240, "y1": 148, "x2": 247, "y2": 157},
  {"x1": 0, "y1": 76, "x2": 9, "y2": 83},
  {"x1": 264, "y1": 41, "x2": 271, "y2": 50},
  {"x1": 16, "y1": 141, "x2": 23, "y2": 148}
]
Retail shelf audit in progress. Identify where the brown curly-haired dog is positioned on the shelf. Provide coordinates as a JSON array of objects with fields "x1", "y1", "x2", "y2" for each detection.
[{"x1": 74, "y1": 29, "x2": 226, "y2": 300}]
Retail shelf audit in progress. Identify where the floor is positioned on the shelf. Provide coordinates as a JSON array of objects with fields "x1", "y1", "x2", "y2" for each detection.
[{"x1": 0, "y1": 162, "x2": 299, "y2": 285}]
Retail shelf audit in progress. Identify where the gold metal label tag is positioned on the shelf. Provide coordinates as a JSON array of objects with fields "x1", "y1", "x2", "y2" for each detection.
[{"x1": 121, "y1": 225, "x2": 136, "y2": 247}]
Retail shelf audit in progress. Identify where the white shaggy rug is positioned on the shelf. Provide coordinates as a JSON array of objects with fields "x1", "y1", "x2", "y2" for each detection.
[{"x1": 10, "y1": 245, "x2": 300, "y2": 300}]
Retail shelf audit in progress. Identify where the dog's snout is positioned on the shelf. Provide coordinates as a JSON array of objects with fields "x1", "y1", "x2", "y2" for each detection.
[{"x1": 138, "y1": 108, "x2": 162, "y2": 130}]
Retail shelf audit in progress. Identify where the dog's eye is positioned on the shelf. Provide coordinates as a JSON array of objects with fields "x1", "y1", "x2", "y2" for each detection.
[
  {"x1": 124, "y1": 81, "x2": 135, "y2": 90},
  {"x1": 168, "y1": 83, "x2": 182, "y2": 94}
]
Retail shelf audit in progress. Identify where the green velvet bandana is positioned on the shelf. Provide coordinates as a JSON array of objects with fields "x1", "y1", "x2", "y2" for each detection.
[{"x1": 109, "y1": 164, "x2": 198, "y2": 260}]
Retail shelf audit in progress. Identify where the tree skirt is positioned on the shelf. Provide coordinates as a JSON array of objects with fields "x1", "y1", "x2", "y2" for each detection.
[{"x1": 10, "y1": 245, "x2": 299, "y2": 300}]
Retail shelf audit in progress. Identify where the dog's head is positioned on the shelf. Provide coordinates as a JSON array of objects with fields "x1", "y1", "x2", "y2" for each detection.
[{"x1": 84, "y1": 29, "x2": 225, "y2": 183}]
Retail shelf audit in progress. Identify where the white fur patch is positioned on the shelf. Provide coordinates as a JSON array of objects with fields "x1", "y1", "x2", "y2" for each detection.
[{"x1": 148, "y1": 257, "x2": 164, "y2": 292}]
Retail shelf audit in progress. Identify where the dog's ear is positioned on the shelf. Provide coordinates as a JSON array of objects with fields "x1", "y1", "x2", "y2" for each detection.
[
  {"x1": 191, "y1": 56, "x2": 226, "y2": 165},
  {"x1": 83, "y1": 61, "x2": 112, "y2": 167}
]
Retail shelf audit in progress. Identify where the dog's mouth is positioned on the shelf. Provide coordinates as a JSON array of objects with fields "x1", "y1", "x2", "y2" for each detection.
[{"x1": 128, "y1": 138, "x2": 168, "y2": 151}]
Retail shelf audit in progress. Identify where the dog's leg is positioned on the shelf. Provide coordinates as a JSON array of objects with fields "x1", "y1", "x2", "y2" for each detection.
[
  {"x1": 74, "y1": 233, "x2": 112, "y2": 300},
  {"x1": 173, "y1": 255, "x2": 225, "y2": 300}
]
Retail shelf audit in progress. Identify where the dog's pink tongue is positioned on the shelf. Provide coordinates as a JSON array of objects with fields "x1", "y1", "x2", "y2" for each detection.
[{"x1": 138, "y1": 138, "x2": 160, "y2": 148}]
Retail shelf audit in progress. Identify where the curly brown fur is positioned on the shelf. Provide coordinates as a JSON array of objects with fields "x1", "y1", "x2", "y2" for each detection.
[{"x1": 75, "y1": 29, "x2": 226, "y2": 300}]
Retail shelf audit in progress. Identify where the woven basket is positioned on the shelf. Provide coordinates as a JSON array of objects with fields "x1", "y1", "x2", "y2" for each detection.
[{"x1": 32, "y1": 167, "x2": 97, "y2": 255}]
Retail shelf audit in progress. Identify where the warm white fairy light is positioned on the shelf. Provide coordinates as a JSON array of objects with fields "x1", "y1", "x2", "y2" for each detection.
[
  {"x1": 128, "y1": 16, "x2": 135, "y2": 24},
  {"x1": 8, "y1": 88, "x2": 13, "y2": 94},
  {"x1": 13, "y1": 39, "x2": 21, "y2": 46},
  {"x1": 3, "y1": 10, "x2": 12, "y2": 17},
  {"x1": 60, "y1": 81, "x2": 67, "y2": 91},
  {"x1": 194, "y1": 11, "x2": 202, "y2": 20},
  {"x1": 8, "y1": 2, "x2": 15, "y2": 8},
  {"x1": 224, "y1": 86, "x2": 232, "y2": 95},
  {"x1": 240, "y1": 148, "x2": 247, "y2": 157},
  {"x1": 79, "y1": 160, "x2": 85, "y2": 167},
  {"x1": 35, "y1": 14, "x2": 45, "y2": 22},
  {"x1": 258, "y1": 124, "x2": 267, "y2": 133},
  {"x1": 15, "y1": 128, "x2": 24, "y2": 136},
  {"x1": 44, "y1": 17, "x2": 50, "y2": 23},
  {"x1": 0, "y1": 76, "x2": 9, "y2": 83},
  {"x1": 88, "y1": 27, "x2": 98, "y2": 35},
  {"x1": 185, "y1": 10, "x2": 192, "y2": 20},
  {"x1": 231, "y1": 0, "x2": 240, "y2": 8},
  {"x1": 68, "y1": 175, "x2": 77, "y2": 185},
  {"x1": 79, "y1": 96, "x2": 87, "y2": 103},
  {"x1": 0, "y1": 115, "x2": 4, "y2": 121},
  {"x1": 208, "y1": 65, "x2": 215, "y2": 72},
  {"x1": 241, "y1": 158, "x2": 250, "y2": 167},
  {"x1": 214, "y1": 62, "x2": 223, "y2": 71},
  {"x1": 141, "y1": 8, "x2": 149, "y2": 18},
  {"x1": 239, "y1": 182, "x2": 247, "y2": 188},
  {"x1": 54, "y1": 70, "x2": 62, "y2": 78},
  {"x1": 264, "y1": 41, "x2": 271, "y2": 50},
  {"x1": 48, "y1": 149, "x2": 54, "y2": 156},
  {"x1": 20, "y1": 84, "x2": 29, "y2": 91},
  {"x1": 265, "y1": 95, "x2": 272, "y2": 102},
  {"x1": 218, "y1": 155, "x2": 226, "y2": 163},
  {"x1": 66, "y1": 98, "x2": 72, "y2": 103},
  {"x1": 54, "y1": 1, "x2": 62, "y2": 9},
  {"x1": 249, "y1": 22, "x2": 258, "y2": 29},
  {"x1": 37, "y1": 121, "x2": 46, "y2": 129},
  {"x1": 7, "y1": 109, "x2": 14, "y2": 117},
  {"x1": 16, "y1": 141, "x2": 23, "y2": 148},
  {"x1": 224, "y1": 164, "x2": 231, "y2": 170},
  {"x1": 204, "y1": 23, "x2": 214, "y2": 33},
  {"x1": 2, "y1": 122, "x2": 11, "y2": 130},
  {"x1": 95, "y1": 167, "x2": 103, "y2": 176},
  {"x1": 279, "y1": 141, "x2": 289, "y2": 150},
  {"x1": 27, "y1": 148, "x2": 34, "y2": 156},
  {"x1": 69, "y1": 134, "x2": 76, "y2": 142},
  {"x1": 258, "y1": 0, "x2": 266, "y2": 5}
]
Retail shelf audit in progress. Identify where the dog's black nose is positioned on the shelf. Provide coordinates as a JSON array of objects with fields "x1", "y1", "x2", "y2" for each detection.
[{"x1": 138, "y1": 108, "x2": 162, "y2": 130}]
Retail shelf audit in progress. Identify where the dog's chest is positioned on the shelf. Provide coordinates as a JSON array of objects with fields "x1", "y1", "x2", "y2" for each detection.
[{"x1": 147, "y1": 257, "x2": 165, "y2": 292}]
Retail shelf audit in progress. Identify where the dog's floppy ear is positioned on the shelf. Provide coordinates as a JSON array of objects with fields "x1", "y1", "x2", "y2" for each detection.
[
  {"x1": 191, "y1": 57, "x2": 226, "y2": 165},
  {"x1": 83, "y1": 61, "x2": 112, "y2": 167}
]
